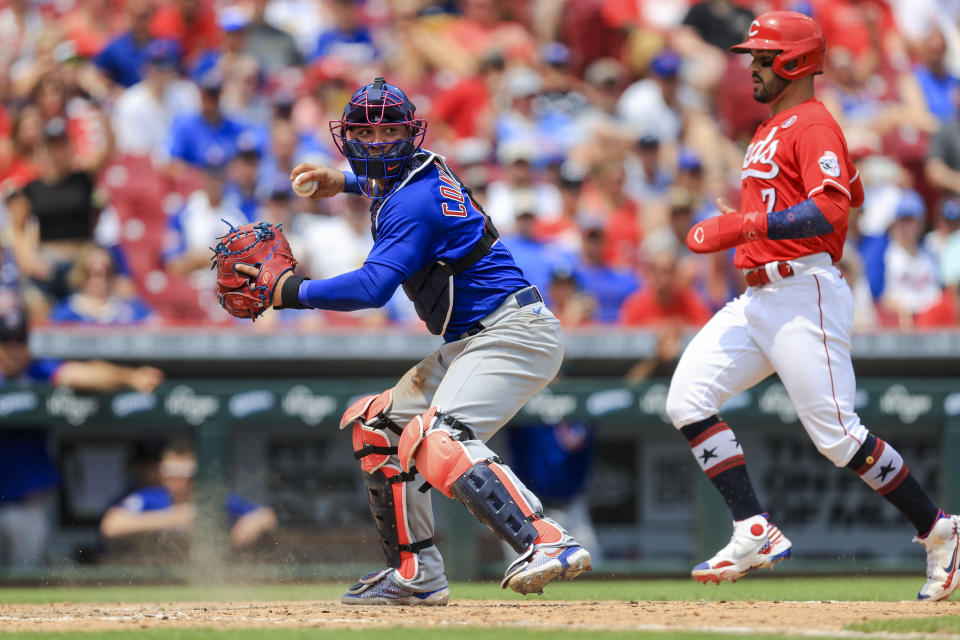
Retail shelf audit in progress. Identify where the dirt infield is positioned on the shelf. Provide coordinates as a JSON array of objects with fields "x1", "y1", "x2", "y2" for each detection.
[{"x1": 0, "y1": 600, "x2": 957, "y2": 634}]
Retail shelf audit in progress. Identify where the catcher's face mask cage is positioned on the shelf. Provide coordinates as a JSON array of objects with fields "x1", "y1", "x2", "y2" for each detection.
[
  {"x1": 329, "y1": 77, "x2": 426, "y2": 199},
  {"x1": 730, "y1": 11, "x2": 825, "y2": 81}
]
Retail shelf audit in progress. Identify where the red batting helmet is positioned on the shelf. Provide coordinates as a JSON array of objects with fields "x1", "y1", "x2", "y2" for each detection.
[{"x1": 730, "y1": 11, "x2": 825, "y2": 80}]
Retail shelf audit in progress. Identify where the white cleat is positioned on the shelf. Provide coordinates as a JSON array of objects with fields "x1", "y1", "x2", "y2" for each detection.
[
  {"x1": 692, "y1": 513, "x2": 792, "y2": 584},
  {"x1": 915, "y1": 514, "x2": 960, "y2": 601}
]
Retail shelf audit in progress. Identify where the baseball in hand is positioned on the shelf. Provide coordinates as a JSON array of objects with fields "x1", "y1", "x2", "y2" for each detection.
[{"x1": 292, "y1": 173, "x2": 318, "y2": 197}]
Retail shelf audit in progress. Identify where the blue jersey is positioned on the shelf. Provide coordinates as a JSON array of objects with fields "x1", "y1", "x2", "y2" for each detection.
[
  {"x1": 298, "y1": 152, "x2": 530, "y2": 341},
  {"x1": 0, "y1": 359, "x2": 64, "y2": 503},
  {"x1": 117, "y1": 486, "x2": 260, "y2": 525},
  {"x1": 507, "y1": 420, "x2": 595, "y2": 504},
  {"x1": 168, "y1": 113, "x2": 249, "y2": 168},
  {"x1": 94, "y1": 33, "x2": 152, "y2": 88}
]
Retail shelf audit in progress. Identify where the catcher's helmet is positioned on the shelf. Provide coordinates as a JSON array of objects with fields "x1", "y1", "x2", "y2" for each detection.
[
  {"x1": 730, "y1": 11, "x2": 825, "y2": 80},
  {"x1": 329, "y1": 77, "x2": 426, "y2": 198}
]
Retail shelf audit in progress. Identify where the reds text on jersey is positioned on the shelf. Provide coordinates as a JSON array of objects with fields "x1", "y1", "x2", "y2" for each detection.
[{"x1": 735, "y1": 99, "x2": 863, "y2": 269}]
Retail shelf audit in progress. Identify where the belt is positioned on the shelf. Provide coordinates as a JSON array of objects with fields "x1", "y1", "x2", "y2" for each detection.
[
  {"x1": 461, "y1": 286, "x2": 543, "y2": 338},
  {"x1": 744, "y1": 261, "x2": 795, "y2": 287}
]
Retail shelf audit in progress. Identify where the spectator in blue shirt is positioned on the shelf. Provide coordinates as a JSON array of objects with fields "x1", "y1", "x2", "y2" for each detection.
[
  {"x1": 572, "y1": 220, "x2": 639, "y2": 323},
  {"x1": 501, "y1": 191, "x2": 573, "y2": 305},
  {"x1": 311, "y1": 0, "x2": 377, "y2": 65},
  {"x1": 167, "y1": 69, "x2": 250, "y2": 179},
  {"x1": 95, "y1": 0, "x2": 171, "y2": 88},
  {"x1": 912, "y1": 28, "x2": 960, "y2": 122},
  {"x1": 0, "y1": 289, "x2": 164, "y2": 568},
  {"x1": 48, "y1": 245, "x2": 156, "y2": 326},
  {"x1": 224, "y1": 132, "x2": 264, "y2": 222},
  {"x1": 100, "y1": 441, "x2": 277, "y2": 552}
]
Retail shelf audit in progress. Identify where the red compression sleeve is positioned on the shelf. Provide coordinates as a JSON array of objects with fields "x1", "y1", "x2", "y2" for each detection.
[{"x1": 685, "y1": 211, "x2": 767, "y2": 254}]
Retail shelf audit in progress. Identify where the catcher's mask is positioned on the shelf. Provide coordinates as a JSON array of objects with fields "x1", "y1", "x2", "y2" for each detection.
[
  {"x1": 329, "y1": 77, "x2": 426, "y2": 199},
  {"x1": 730, "y1": 11, "x2": 825, "y2": 81}
]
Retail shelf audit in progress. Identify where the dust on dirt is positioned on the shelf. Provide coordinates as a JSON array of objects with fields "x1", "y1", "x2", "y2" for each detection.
[{"x1": 1, "y1": 600, "x2": 958, "y2": 634}]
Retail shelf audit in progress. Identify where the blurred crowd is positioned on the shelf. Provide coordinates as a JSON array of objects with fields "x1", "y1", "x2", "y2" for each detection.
[{"x1": 0, "y1": 0, "x2": 959, "y2": 334}]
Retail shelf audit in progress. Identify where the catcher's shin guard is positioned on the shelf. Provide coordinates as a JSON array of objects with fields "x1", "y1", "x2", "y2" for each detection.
[
  {"x1": 363, "y1": 464, "x2": 433, "y2": 580},
  {"x1": 398, "y1": 407, "x2": 555, "y2": 553},
  {"x1": 449, "y1": 461, "x2": 540, "y2": 554},
  {"x1": 345, "y1": 390, "x2": 432, "y2": 580}
]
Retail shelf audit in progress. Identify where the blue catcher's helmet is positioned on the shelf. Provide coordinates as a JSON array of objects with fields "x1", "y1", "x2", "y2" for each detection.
[{"x1": 329, "y1": 77, "x2": 427, "y2": 198}]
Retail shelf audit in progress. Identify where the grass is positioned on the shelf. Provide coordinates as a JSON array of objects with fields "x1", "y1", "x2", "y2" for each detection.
[
  {"x1": 0, "y1": 576, "x2": 937, "y2": 604},
  {"x1": 847, "y1": 615, "x2": 960, "y2": 634}
]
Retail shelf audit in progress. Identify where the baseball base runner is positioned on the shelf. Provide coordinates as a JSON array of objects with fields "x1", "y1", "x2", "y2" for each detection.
[{"x1": 667, "y1": 11, "x2": 960, "y2": 601}]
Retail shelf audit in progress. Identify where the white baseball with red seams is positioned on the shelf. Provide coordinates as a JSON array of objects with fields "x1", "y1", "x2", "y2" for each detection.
[
  {"x1": 292, "y1": 173, "x2": 318, "y2": 197},
  {"x1": 666, "y1": 98, "x2": 870, "y2": 469}
]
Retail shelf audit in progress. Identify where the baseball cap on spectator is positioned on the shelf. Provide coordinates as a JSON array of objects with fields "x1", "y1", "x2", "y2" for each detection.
[
  {"x1": 219, "y1": 6, "x2": 250, "y2": 33},
  {"x1": 894, "y1": 190, "x2": 925, "y2": 221},
  {"x1": 454, "y1": 137, "x2": 492, "y2": 186},
  {"x1": 497, "y1": 139, "x2": 537, "y2": 166},
  {"x1": 668, "y1": 186, "x2": 694, "y2": 214},
  {"x1": 43, "y1": 117, "x2": 69, "y2": 142},
  {"x1": 677, "y1": 148, "x2": 703, "y2": 173},
  {"x1": 504, "y1": 67, "x2": 543, "y2": 99},
  {"x1": 201, "y1": 146, "x2": 229, "y2": 175},
  {"x1": 637, "y1": 133, "x2": 660, "y2": 150},
  {"x1": 558, "y1": 160, "x2": 587, "y2": 189},
  {"x1": 53, "y1": 40, "x2": 82, "y2": 64},
  {"x1": 550, "y1": 262, "x2": 576, "y2": 284},
  {"x1": 146, "y1": 39, "x2": 180, "y2": 70},
  {"x1": 268, "y1": 177, "x2": 293, "y2": 201},
  {"x1": 943, "y1": 198, "x2": 960, "y2": 222},
  {"x1": 235, "y1": 131, "x2": 261, "y2": 159},
  {"x1": 579, "y1": 216, "x2": 606, "y2": 236},
  {"x1": 199, "y1": 68, "x2": 224, "y2": 93},
  {"x1": 513, "y1": 189, "x2": 538, "y2": 219},
  {"x1": 650, "y1": 50, "x2": 681, "y2": 78},
  {"x1": 456, "y1": 137, "x2": 491, "y2": 167},
  {"x1": 0, "y1": 291, "x2": 27, "y2": 344},
  {"x1": 304, "y1": 57, "x2": 351, "y2": 92},
  {"x1": 540, "y1": 41, "x2": 571, "y2": 67},
  {"x1": 584, "y1": 58, "x2": 624, "y2": 88}
]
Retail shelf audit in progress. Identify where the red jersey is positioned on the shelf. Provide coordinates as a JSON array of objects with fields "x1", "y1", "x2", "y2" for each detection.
[{"x1": 735, "y1": 99, "x2": 863, "y2": 269}]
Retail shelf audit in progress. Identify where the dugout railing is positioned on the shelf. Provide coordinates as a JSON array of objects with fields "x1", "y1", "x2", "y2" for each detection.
[{"x1": 1, "y1": 377, "x2": 957, "y2": 583}]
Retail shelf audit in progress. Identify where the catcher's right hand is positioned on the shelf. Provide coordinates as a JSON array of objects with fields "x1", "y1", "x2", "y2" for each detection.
[{"x1": 290, "y1": 163, "x2": 345, "y2": 199}]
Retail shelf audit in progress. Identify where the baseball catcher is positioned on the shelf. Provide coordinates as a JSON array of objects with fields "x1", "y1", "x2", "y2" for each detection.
[{"x1": 215, "y1": 77, "x2": 592, "y2": 606}]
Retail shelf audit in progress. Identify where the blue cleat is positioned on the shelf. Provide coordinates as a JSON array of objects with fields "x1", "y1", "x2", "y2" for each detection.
[
  {"x1": 501, "y1": 544, "x2": 592, "y2": 595},
  {"x1": 341, "y1": 569, "x2": 449, "y2": 606}
]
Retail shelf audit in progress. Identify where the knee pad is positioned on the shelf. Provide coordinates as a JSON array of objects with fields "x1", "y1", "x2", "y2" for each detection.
[
  {"x1": 363, "y1": 464, "x2": 433, "y2": 581},
  {"x1": 341, "y1": 390, "x2": 402, "y2": 473},
  {"x1": 398, "y1": 407, "x2": 476, "y2": 497}
]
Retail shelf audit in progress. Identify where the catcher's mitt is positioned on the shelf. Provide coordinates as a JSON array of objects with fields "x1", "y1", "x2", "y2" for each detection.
[{"x1": 212, "y1": 221, "x2": 298, "y2": 321}]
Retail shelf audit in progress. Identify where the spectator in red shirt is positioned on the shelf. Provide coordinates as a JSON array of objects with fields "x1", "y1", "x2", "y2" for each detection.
[
  {"x1": 812, "y1": 0, "x2": 904, "y2": 81},
  {"x1": 619, "y1": 245, "x2": 712, "y2": 327},
  {"x1": 428, "y1": 51, "x2": 504, "y2": 144},
  {"x1": 150, "y1": 0, "x2": 221, "y2": 65}
]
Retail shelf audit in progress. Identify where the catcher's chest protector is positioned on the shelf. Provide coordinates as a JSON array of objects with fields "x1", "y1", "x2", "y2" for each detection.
[{"x1": 402, "y1": 263, "x2": 455, "y2": 336}]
